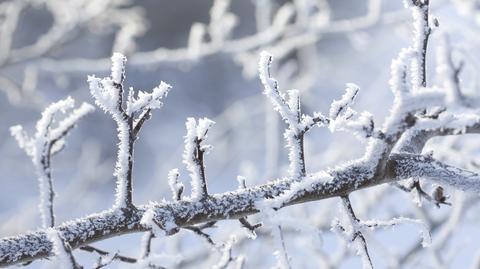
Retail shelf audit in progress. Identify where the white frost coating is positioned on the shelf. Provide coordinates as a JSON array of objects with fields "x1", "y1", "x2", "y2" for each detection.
[
  {"x1": 272, "y1": 226, "x2": 292, "y2": 269},
  {"x1": 389, "y1": 48, "x2": 413, "y2": 99},
  {"x1": 183, "y1": 117, "x2": 215, "y2": 201},
  {"x1": 212, "y1": 236, "x2": 236, "y2": 269},
  {"x1": 196, "y1": 117, "x2": 215, "y2": 140},
  {"x1": 87, "y1": 75, "x2": 119, "y2": 113},
  {"x1": 113, "y1": 115, "x2": 130, "y2": 209},
  {"x1": 361, "y1": 217, "x2": 431, "y2": 247},
  {"x1": 334, "y1": 197, "x2": 432, "y2": 268},
  {"x1": 126, "y1": 81, "x2": 171, "y2": 115},
  {"x1": 140, "y1": 207, "x2": 176, "y2": 236},
  {"x1": 329, "y1": 83, "x2": 359, "y2": 120},
  {"x1": 270, "y1": 171, "x2": 333, "y2": 208},
  {"x1": 111, "y1": 52, "x2": 126, "y2": 84},
  {"x1": 236, "y1": 175, "x2": 246, "y2": 189},
  {"x1": 330, "y1": 110, "x2": 374, "y2": 140},
  {"x1": 135, "y1": 253, "x2": 182, "y2": 269},
  {"x1": 258, "y1": 51, "x2": 299, "y2": 128},
  {"x1": 10, "y1": 125, "x2": 30, "y2": 155},
  {"x1": 10, "y1": 97, "x2": 93, "y2": 228},
  {"x1": 184, "y1": 118, "x2": 199, "y2": 196},
  {"x1": 402, "y1": 0, "x2": 430, "y2": 90},
  {"x1": 49, "y1": 103, "x2": 95, "y2": 140},
  {"x1": 325, "y1": 84, "x2": 377, "y2": 141},
  {"x1": 284, "y1": 128, "x2": 304, "y2": 178},
  {"x1": 255, "y1": 205, "x2": 289, "y2": 268},
  {"x1": 168, "y1": 168, "x2": 183, "y2": 201},
  {"x1": 88, "y1": 53, "x2": 172, "y2": 208},
  {"x1": 259, "y1": 51, "x2": 331, "y2": 179},
  {"x1": 287, "y1": 89, "x2": 300, "y2": 119},
  {"x1": 334, "y1": 197, "x2": 373, "y2": 269},
  {"x1": 46, "y1": 228, "x2": 76, "y2": 268},
  {"x1": 257, "y1": 203, "x2": 323, "y2": 269}
]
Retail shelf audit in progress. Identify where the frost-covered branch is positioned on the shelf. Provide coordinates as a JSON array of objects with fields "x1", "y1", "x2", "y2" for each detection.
[
  {"x1": 80, "y1": 245, "x2": 137, "y2": 268},
  {"x1": 87, "y1": 53, "x2": 171, "y2": 209},
  {"x1": 168, "y1": 169, "x2": 184, "y2": 201},
  {"x1": 183, "y1": 117, "x2": 215, "y2": 201},
  {"x1": 333, "y1": 195, "x2": 431, "y2": 268},
  {"x1": 404, "y1": 0, "x2": 432, "y2": 89},
  {"x1": 10, "y1": 97, "x2": 93, "y2": 228},
  {"x1": 46, "y1": 228, "x2": 82, "y2": 269},
  {"x1": 212, "y1": 236, "x2": 244, "y2": 269},
  {"x1": 333, "y1": 196, "x2": 373, "y2": 269},
  {"x1": 5, "y1": 2, "x2": 480, "y2": 268},
  {"x1": 258, "y1": 51, "x2": 328, "y2": 178},
  {"x1": 236, "y1": 176, "x2": 261, "y2": 235},
  {"x1": 1, "y1": 152, "x2": 480, "y2": 267}
]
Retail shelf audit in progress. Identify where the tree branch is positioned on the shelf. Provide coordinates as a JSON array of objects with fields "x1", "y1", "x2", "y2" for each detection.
[{"x1": 1, "y1": 152, "x2": 479, "y2": 267}]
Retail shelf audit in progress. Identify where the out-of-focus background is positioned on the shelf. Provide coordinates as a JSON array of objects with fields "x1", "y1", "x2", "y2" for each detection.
[{"x1": 1, "y1": 0, "x2": 480, "y2": 268}]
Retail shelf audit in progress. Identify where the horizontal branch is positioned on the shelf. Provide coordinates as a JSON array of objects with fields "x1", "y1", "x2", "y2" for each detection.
[{"x1": 1, "y1": 153, "x2": 479, "y2": 267}]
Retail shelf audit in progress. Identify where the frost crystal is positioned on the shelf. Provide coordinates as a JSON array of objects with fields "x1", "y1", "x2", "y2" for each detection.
[
  {"x1": 87, "y1": 52, "x2": 172, "y2": 208},
  {"x1": 10, "y1": 97, "x2": 93, "y2": 228},
  {"x1": 183, "y1": 117, "x2": 215, "y2": 201}
]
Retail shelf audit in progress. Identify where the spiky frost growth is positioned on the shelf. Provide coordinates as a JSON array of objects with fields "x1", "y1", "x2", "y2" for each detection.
[
  {"x1": 258, "y1": 51, "x2": 329, "y2": 179},
  {"x1": 168, "y1": 168, "x2": 184, "y2": 201},
  {"x1": 212, "y1": 236, "x2": 243, "y2": 269},
  {"x1": 332, "y1": 196, "x2": 431, "y2": 268},
  {"x1": 404, "y1": 0, "x2": 431, "y2": 89},
  {"x1": 87, "y1": 52, "x2": 171, "y2": 208},
  {"x1": 183, "y1": 117, "x2": 215, "y2": 201},
  {"x1": 46, "y1": 228, "x2": 81, "y2": 268},
  {"x1": 10, "y1": 97, "x2": 93, "y2": 228}
]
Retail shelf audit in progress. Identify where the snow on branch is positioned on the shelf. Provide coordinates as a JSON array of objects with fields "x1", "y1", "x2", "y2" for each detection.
[
  {"x1": 258, "y1": 51, "x2": 329, "y2": 178},
  {"x1": 136, "y1": 213, "x2": 180, "y2": 269},
  {"x1": 183, "y1": 117, "x2": 215, "y2": 201},
  {"x1": 10, "y1": 97, "x2": 93, "y2": 228},
  {"x1": 360, "y1": 217, "x2": 431, "y2": 247},
  {"x1": 168, "y1": 169, "x2": 184, "y2": 201},
  {"x1": 332, "y1": 196, "x2": 373, "y2": 269},
  {"x1": 211, "y1": 236, "x2": 244, "y2": 269},
  {"x1": 329, "y1": 83, "x2": 359, "y2": 120},
  {"x1": 333, "y1": 195, "x2": 430, "y2": 268},
  {"x1": 5, "y1": 2, "x2": 480, "y2": 267},
  {"x1": 272, "y1": 225, "x2": 292, "y2": 269},
  {"x1": 87, "y1": 52, "x2": 172, "y2": 209},
  {"x1": 140, "y1": 205, "x2": 178, "y2": 237},
  {"x1": 46, "y1": 228, "x2": 81, "y2": 269},
  {"x1": 328, "y1": 84, "x2": 377, "y2": 140},
  {"x1": 126, "y1": 82, "x2": 171, "y2": 116},
  {"x1": 2, "y1": 153, "x2": 480, "y2": 267},
  {"x1": 404, "y1": 0, "x2": 432, "y2": 89}
]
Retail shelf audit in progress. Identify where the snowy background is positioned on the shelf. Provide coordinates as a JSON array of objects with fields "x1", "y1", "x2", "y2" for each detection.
[{"x1": 1, "y1": 0, "x2": 480, "y2": 268}]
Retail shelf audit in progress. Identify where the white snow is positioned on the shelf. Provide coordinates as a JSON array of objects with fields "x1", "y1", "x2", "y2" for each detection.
[
  {"x1": 111, "y1": 52, "x2": 126, "y2": 84},
  {"x1": 183, "y1": 117, "x2": 215, "y2": 201},
  {"x1": 168, "y1": 169, "x2": 184, "y2": 201},
  {"x1": 329, "y1": 83, "x2": 359, "y2": 120},
  {"x1": 10, "y1": 97, "x2": 94, "y2": 228},
  {"x1": 46, "y1": 228, "x2": 76, "y2": 268},
  {"x1": 126, "y1": 81, "x2": 171, "y2": 115},
  {"x1": 88, "y1": 53, "x2": 172, "y2": 208}
]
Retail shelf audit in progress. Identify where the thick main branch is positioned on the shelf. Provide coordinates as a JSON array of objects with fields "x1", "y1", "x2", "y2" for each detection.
[{"x1": 1, "y1": 153, "x2": 478, "y2": 267}]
